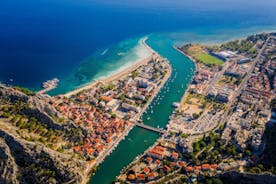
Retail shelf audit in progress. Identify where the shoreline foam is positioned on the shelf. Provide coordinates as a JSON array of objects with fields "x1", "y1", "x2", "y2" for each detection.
[{"x1": 63, "y1": 37, "x2": 152, "y2": 98}]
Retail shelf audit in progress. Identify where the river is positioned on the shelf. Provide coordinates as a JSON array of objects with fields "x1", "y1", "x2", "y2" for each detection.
[{"x1": 89, "y1": 34, "x2": 195, "y2": 184}]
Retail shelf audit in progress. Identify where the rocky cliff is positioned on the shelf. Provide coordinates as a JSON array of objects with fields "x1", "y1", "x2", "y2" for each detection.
[{"x1": 0, "y1": 85, "x2": 89, "y2": 184}]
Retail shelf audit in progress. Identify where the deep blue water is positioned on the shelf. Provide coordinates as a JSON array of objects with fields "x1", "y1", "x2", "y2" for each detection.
[
  {"x1": 0, "y1": 1, "x2": 276, "y2": 183},
  {"x1": 0, "y1": 0, "x2": 276, "y2": 92}
]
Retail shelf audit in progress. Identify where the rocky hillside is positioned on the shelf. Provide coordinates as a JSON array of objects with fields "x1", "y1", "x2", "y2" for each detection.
[{"x1": 0, "y1": 85, "x2": 90, "y2": 184}]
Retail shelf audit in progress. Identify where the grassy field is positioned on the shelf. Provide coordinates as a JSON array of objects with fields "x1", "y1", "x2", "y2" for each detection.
[{"x1": 187, "y1": 45, "x2": 224, "y2": 65}]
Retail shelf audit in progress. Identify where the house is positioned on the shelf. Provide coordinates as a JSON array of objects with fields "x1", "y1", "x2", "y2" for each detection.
[
  {"x1": 121, "y1": 103, "x2": 140, "y2": 113},
  {"x1": 128, "y1": 174, "x2": 135, "y2": 181},
  {"x1": 186, "y1": 166, "x2": 194, "y2": 172},
  {"x1": 171, "y1": 152, "x2": 179, "y2": 160},
  {"x1": 155, "y1": 159, "x2": 161, "y2": 166},
  {"x1": 143, "y1": 167, "x2": 150, "y2": 174},
  {"x1": 211, "y1": 164, "x2": 218, "y2": 170},
  {"x1": 148, "y1": 172, "x2": 156, "y2": 180},
  {"x1": 106, "y1": 99, "x2": 120, "y2": 112},
  {"x1": 137, "y1": 79, "x2": 148, "y2": 88},
  {"x1": 148, "y1": 146, "x2": 166, "y2": 159},
  {"x1": 137, "y1": 174, "x2": 146, "y2": 181},
  {"x1": 146, "y1": 157, "x2": 153, "y2": 164},
  {"x1": 202, "y1": 164, "x2": 211, "y2": 171},
  {"x1": 177, "y1": 161, "x2": 186, "y2": 167},
  {"x1": 216, "y1": 93, "x2": 229, "y2": 103},
  {"x1": 100, "y1": 95, "x2": 113, "y2": 102},
  {"x1": 194, "y1": 166, "x2": 201, "y2": 172},
  {"x1": 164, "y1": 165, "x2": 171, "y2": 172}
]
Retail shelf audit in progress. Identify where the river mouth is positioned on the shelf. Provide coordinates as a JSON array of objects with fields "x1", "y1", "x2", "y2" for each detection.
[
  {"x1": 89, "y1": 34, "x2": 195, "y2": 184},
  {"x1": 89, "y1": 26, "x2": 276, "y2": 184}
]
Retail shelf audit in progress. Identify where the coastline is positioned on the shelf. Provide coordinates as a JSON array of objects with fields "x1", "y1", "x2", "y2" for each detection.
[
  {"x1": 66, "y1": 38, "x2": 172, "y2": 183},
  {"x1": 63, "y1": 38, "x2": 153, "y2": 98},
  {"x1": 115, "y1": 46, "x2": 195, "y2": 182}
]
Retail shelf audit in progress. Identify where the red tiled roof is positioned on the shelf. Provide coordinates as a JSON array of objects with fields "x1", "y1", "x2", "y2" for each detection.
[
  {"x1": 149, "y1": 172, "x2": 155, "y2": 178},
  {"x1": 164, "y1": 165, "x2": 171, "y2": 172},
  {"x1": 73, "y1": 146, "x2": 81, "y2": 152},
  {"x1": 211, "y1": 164, "x2": 218, "y2": 170},
  {"x1": 177, "y1": 161, "x2": 186, "y2": 167},
  {"x1": 155, "y1": 159, "x2": 161, "y2": 165},
  {"x1": 146, "y1": 157, "x2": 153, "y2": 163},
  {"x1": 169, "y1": 162, "x2": 175, "y2": 167},
  {"x1": 100, "y1": 96, "x2": 113, "y2": 102},
  {"x1": 143, "y1": 167, "x2": 150, "y2": 174},
  {"x1": 128, "y1": 174, "x2": 135, "y2": 180},
  {"x1": 186, "y1": 166, "x2": 194, "y2": 172},
  {"x1": 88, "y1": 160, "x2": 94, "y2": 165},
  {"x1": 202, "y1": 164, "x2": 211, "y2": 170},
  {"x1": 194, "y1": 166, "x2": 201, "y2": 171},
  {"x1": 137, "y1": 174, "x2": 145, "y2": 181},
  {"x1": 171, "y1": 152, "x2": 179, "y2": 159}
]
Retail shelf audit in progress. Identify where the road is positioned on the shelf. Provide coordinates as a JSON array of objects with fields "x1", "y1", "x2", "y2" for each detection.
[
  {"x1": 218, "y1": 36, "x2": 271, "y2": 126},
  {"x1": 130, "y1": 120, "x2": 166, "y2": 134},
  {"x1": 204, "y1": 61, "x2": 231, "y2": 95}
]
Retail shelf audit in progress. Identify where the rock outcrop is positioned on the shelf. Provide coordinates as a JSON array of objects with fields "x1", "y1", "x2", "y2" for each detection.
[{"x1": 0, "y1": 85, "x2": 89, "y2": 184}]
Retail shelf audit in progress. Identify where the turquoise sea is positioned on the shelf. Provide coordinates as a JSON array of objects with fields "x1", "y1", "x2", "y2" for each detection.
[
  {"x1": 0, "y1": 0, "x2": 276, "y2": 183},
  {"x1": 89, "y1": 27, "x2": 276, "y2": 184}
]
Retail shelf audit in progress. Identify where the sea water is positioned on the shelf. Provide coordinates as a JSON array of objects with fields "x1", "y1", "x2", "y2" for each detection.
[
  {"x1": 0, "y1": 1, "x2": 276, "y2": 184},
  {"x1": 1, "y1": 0, "x2": 276, "y2": 93}
]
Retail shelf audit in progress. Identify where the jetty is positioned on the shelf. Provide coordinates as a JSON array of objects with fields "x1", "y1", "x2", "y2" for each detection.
[
  {"x1": 37, "y1": 78, "x2": 59, "y2": 94},
  {"x1": 37, "y1": 86, "x2": 57, "y2": 94}
]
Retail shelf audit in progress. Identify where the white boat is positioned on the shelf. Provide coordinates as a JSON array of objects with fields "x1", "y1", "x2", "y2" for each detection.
[{"x1": 172, "y1": 102, "x2": 180, "y2": 108}]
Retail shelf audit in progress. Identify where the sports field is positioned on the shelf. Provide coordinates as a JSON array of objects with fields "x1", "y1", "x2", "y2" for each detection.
[{"x1": 187, "y1": 45, "x2": 224, "y2": 65}]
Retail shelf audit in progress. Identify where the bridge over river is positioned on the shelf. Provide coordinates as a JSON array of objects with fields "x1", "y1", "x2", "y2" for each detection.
[{"x1": 130, "y1": 121, "x2": 166, "y2": 134}]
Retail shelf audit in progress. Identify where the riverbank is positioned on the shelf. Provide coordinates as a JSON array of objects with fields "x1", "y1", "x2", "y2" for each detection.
[
  {"x1": 82, "y1": 124, "x2": 135, "y2": 184},
  {"x1": 138, "y1": 59, "x2": 172, "y2": 118},
  {"x1": 55, "y1": 38, "x2": 172, "y2": 184},
  {"x1": 173, "y1": 46, "x2": 198, "y2": 110},
  {"x1": 89, "y1": 33, "x2": 196, "y2": 184}
]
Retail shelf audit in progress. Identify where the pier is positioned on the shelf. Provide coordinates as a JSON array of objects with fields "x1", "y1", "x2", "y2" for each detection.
[
  {"x1": 37, "y1": 86, "x2": 57, "y2": 94},
  {"x1": 130, "y1": 121, "x2": 166, "y2": 134},
  {"x1": 37, "y1": 78, "x2": 59, "y2": 94}
]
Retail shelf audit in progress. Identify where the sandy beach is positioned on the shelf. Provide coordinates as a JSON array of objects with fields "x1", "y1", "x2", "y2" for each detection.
[
  {"x1": 70, "y1": 38, "x2": 172, "y2": 183},
  {"x1": 63, "y1": 38, "x2": 155, "y2": 98}
]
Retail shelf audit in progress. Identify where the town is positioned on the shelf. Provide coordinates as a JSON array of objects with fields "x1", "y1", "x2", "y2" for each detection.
[
  {"x1": 116, "y1": 32, "x2": 276, "y2": 183},
  {"x1": 48, "y1": 52, "x2": 171, "y2": 169}
]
